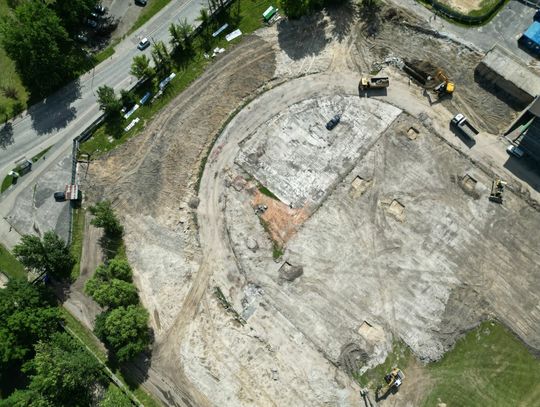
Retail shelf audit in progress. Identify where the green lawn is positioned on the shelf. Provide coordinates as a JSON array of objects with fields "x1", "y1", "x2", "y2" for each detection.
[
  {"x1": 80, "y1": 0, "x2": 270, "y2": 157},
  {"x1": 424, "y1": 321, "x2": 540, "y2": 406},
  {"x1": 70, "y1": 208, "x2": 86, "y2": 279},
  {"x1": 358, "y1": 321, "x2": 540, "y2": 406},
  {"x1": 0, "y1": 243, "x2": 26, "y2": 280},
  {"x1": 0, "y1": 0, "x2": 28, "y2": 121}
]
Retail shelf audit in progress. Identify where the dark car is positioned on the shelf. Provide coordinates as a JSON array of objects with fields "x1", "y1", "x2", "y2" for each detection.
[
  {"x1": 326, "y1": 114, "x2": 341, "y2": 130},
  {"x1": 135, "y1": 0, "x2": 147, "y2": 6},
  {"x1": 54, "y1": 192, "x2": 66, "y2": 202}
]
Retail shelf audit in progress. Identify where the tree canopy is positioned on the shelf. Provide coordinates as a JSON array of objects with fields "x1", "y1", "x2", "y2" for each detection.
[
  {"x1": 0, "y1": 280, "x2": 62, "y2": 369},
  {"x1": 86, "y1": 278, "x2": 139, "y2": 308},
  {"x1": 13, "y1": 231, "x2": 74, "y2": 280},
  {"x1": 89, "y1": 200, "x2": 124, "y2": 236},
  {"x1": 99, "y1": 385, "x2": 132, "y2": 407},
  {"x1": 0, "y1": 1, "x2": 83, "y2": 97},
  {"x1": 94, "y1": 305, "x2": 150, "y2": 362},
  {"x1": 96, "y1": 86, "x2": 123, "y2": 118},
  {"x1": 130, "y1": 54, "x2": 154, "y2": 80}
]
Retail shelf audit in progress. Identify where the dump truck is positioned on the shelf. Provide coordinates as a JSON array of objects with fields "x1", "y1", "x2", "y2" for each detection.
[
  {"x1": 359, "y1": 76, "x2": 389, "y2": 90},
  {"x1": 451, "y1": 113, "x2": 479, "y2": 141},
  {"x1": 376, "y1": 367, "x2": 404, "y2": 400}
]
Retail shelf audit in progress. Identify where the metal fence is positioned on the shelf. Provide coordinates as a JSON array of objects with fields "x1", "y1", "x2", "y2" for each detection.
[{"x1": 428, "y1": 0, "x2": 507, "y2": 25}]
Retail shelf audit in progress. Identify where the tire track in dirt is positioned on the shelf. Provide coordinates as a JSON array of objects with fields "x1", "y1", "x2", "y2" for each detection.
[{"x1": 85, "y1": 35, "x2": 276, "y2": 407}]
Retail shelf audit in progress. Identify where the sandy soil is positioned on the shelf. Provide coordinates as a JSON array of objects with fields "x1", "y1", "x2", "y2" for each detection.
[{"x1": 82, "y1": 3, "x2": 540, "y2": 406}]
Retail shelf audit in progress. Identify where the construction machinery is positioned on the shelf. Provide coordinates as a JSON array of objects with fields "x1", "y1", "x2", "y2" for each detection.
[
  {"x1": 359, "y1": 76, "x2": 390, "y2": 90},
  {"x1": 489, "y1": 179, "x2": 507, "y2": 203},
  {"x1": 376, "y1": 367, "x2": 404, "y2": 400},
  {"x1": 451, "y1": 113, "x2": 479, "y2": 141},
  {"x1": 433, "y1": 69, "x2": 455, "y2": 97}
]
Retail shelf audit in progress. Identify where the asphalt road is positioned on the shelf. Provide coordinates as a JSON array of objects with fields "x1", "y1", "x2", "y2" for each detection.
[{"x1": 0, "y1": 0, "x2": 206, "y2": 179}]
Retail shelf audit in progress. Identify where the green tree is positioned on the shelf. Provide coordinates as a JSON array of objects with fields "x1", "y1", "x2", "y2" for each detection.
[
  {"x1": 0, "y1": 1, "x2": 79, "y2": 97},
  {"x1": 51, "y1": 0, "x2": 95, "y2": 38},
  {"x1": 99, "y1": 385, "x2": 132, "y2": 407},
  {"x1": 90, "y1": 279, "x2": 138, "y2": 308},
  {"x1": 94, "y1": 305, "x2": 149, "y2": 362},
  {"x1": 151, "y1": 40, "x2": 172, "y2": 73},
  {"x1": 120, "y1": 90, "x2": 136, "y2": 109},
  {"x1": 130, "y1": 54, "x2": 154, "y2": 80},
  {"x1": 13, "y1": 231, "x2": 74, "y2": 279},
  {"x1": 89, "y1": 201, "x2": 123, "y2": 236},
  {"x1": 106, "y1": 257, "x2": 132, "y2": 281},
  {"x1": 25, "y1": 332, "x2": 103, "y2": 406},
  {"x1": 0, "y1": 280, "x2": 62, "y2": 369},
  {"x1": 96, "y1": 86, "x2": 122, "y2": 117},
  {"x1": 279, "y1": 0, "x2": 309, "y2": 18}
]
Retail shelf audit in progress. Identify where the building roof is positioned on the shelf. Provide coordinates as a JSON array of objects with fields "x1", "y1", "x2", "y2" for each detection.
[
  {"x1": 480, "y1": 45, "x2": 540, "y2": 98},
  {"x1": 523, "y1": 21, "x2": 540, "y2": 45}
]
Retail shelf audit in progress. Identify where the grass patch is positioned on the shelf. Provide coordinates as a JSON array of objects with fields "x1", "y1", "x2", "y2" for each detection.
[
  {"x1": 258, "y1": 184, "x2": 278, "y2": 200},
  {"x1": 129, "y1": 0, "x2": 174, "y2": 35},
  {"x1": 1, "y1": 173, "x2": 14, "y2": 193},
  {"x1": 93, "y1": 43, "x2": 116, "y2": 65},
  {"x1": 0, "y1": 243, "x2": 26, "y2": 280},
  {"x1": 31, "y1": 145, "x2": 52, "y2": 162},
  {"x1": 423, "y1": 320, "x2": 540, "y2": 406},
  {"x1": 357, "y1": 339, "x2": 413, "y2": 388},
  {"x1": 356, "y1": 321, "x2": 540, "y2": 405},
  {"x1": 0, "y1": 0, "x2": 28, "y2": 122},
  {"x1": 80, "y1": 0, "x2": 270, "y2": 158},
  {"x1": 70, "y1": 208, "x2": 86, "y2": 279}
]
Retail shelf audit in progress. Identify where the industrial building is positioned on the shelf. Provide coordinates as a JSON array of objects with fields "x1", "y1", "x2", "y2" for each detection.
[
  {"x1": 519, "y1": 20, "x2": 540, "y2": 56},
  {"x1": 475, "y1": 45, "x2": 540, "y2": 107}
]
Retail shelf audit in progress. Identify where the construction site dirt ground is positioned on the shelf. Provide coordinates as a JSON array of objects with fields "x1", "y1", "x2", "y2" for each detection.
[{"x1": 81, "y1": 2, "x2": 540, "y2": 406}]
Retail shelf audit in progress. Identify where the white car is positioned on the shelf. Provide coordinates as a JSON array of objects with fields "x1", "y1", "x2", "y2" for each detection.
[
  {"x1": 137, "y1": 37, "x2": 150, "y2": 50},
  {"x1": 506, "y1": 144, "x2": 525, "y2": 158}
]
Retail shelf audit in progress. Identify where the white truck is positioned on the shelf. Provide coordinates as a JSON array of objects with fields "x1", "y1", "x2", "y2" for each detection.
[{"x1": 451, "y1": 113, "x2": 479, "y2": 141}]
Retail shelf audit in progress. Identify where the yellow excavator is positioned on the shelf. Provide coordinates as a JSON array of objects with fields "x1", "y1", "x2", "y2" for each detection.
[
  {"x1": 433, "y1": 69, "x2": 455, "y2": 97},
  {"x1": 376, "y1": 367, "x2": 405, "y2": 401}
]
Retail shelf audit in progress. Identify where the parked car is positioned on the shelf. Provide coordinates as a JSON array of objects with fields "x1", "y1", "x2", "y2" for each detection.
[
  {"x1": 135, "y1": 0, "x2": 147, "y2": 6},
  {"x1": 507, "y1": 144, "x2": 525, "y2": 158},
  {"x1": 326, "y1": 114, "x2": 341, "y2": 130},
  {"x1": 54, "y1": 192, "x2": 66, "y2": 201},
  {"x1": 137, "y1": 37, "x2": 150, "y2": 50}
]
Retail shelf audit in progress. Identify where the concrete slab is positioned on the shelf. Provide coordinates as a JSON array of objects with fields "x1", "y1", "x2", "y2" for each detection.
[{"x1": 236, "y1": 96, "x2": 401, "y2": 208}]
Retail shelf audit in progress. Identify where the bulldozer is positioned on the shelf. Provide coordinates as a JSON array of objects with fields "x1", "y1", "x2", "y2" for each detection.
[
  {"x1": 489, "y1": 179, "x2": 507, "y2": 203},
  {"x1": 376, "y1": 367, "x2": 404, "y2": 401},
  {"x1": 433, "y1": 69, "x2": 455, "y2": 97}
]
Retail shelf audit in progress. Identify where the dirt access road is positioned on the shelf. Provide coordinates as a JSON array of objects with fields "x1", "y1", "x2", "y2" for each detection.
[{"x1": 84, "y1": 3, "x2": 540, "y2": 406}]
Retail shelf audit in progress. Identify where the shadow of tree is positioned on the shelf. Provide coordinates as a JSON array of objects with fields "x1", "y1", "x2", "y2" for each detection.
[
  {"x1": 28, "y1": 79, "x2": 81, "y2": 136},
  {"x1": 358, "y1": 0, "x2": 383, "y2": 37},
  {"x1": 0, "y1": 122, "x2": 14, "y2": 149},
  {"x1": 326, "y1": 0, "x2": 357, "y2": 42},
  {"x1": 277, "y1": 12, "x2": 329, "y2": 61}
]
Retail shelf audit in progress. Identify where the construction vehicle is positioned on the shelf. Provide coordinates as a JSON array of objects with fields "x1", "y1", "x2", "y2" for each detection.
[
  {"x1": 489, "y1": 179, "x2": 507, "y2": 203},
  {"x1": 376, "y1": 367, "x2": 404, "y2": 400},
  {"x1": 359, "y1": 76, "x2": 389, "y2": 90},
  {"x1": 451, "y1": 113, "x2": 479, "y2": 141},
  {"x1": 433, "y1": 69, "x2": 455, "y2": 97}
]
